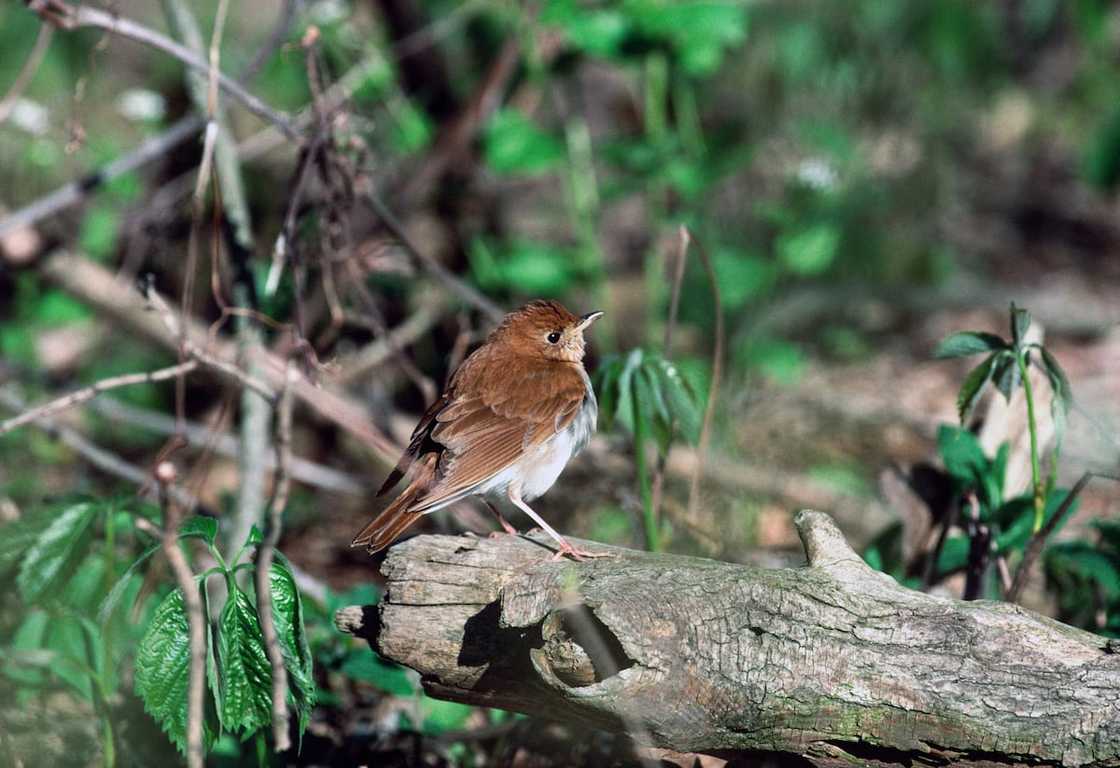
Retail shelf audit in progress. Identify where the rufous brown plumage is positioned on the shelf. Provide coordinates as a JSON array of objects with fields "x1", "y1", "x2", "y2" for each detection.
[{"x1": 351, "y1": 300, "x2": 605, "y2": 560}]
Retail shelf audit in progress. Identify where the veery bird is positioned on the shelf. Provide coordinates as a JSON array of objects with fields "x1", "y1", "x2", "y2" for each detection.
[{"x1": 352, "y1": 300, "x2": 606, "y2": 560}]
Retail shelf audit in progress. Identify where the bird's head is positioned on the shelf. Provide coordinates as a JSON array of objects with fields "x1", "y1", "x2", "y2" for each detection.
[{"x1": 492, "y1": 300, "x2": 603, "y2": 363}]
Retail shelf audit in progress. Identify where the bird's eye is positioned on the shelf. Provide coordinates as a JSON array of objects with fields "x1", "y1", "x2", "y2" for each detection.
[{"x1": 547, "y1": 331, "x2": 562, "y2": 344}]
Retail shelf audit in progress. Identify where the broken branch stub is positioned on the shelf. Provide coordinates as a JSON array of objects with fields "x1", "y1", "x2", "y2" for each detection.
[{"x1": 337, "y1": 511, "x2": 1120, "y2": 767}]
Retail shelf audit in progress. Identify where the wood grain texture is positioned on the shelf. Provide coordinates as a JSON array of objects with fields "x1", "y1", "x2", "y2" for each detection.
[{"x1": 338, "y1": 511, "x2": 1120, "y2": 767}]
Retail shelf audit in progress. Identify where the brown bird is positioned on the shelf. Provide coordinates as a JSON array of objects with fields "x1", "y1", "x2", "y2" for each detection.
[{"x1": 352, "y1": 300, "x2": 606, "y2": 560}]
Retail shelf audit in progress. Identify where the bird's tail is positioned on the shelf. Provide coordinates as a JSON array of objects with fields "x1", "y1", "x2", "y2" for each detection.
[{"x1": 351, "y1": 453, "x2": 438, "y2": 553}]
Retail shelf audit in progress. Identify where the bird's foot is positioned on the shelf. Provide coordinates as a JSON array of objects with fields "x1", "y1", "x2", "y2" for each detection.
[{"x1": 550, "y1": 539, "x2": 613, "y2": 562}]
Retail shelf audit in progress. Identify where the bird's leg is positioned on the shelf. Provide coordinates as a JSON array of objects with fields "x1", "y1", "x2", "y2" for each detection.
[
  {"x1": 484, "y1": 500, "x2": 519, "y2": 537},
  {"x1": 507, "y1": 486, "x2": 610, "y2": 561}
]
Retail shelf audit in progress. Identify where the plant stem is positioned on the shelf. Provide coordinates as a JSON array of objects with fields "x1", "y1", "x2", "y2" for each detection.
[
  {"x1": 1017, "y1": 352, "x2": 1044, "y2": 532},
  {"x1": 632, "y1": 391, "x2": 661, "y2": 552}
]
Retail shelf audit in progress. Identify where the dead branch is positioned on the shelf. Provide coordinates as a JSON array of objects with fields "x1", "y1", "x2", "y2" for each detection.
[
  {"x1": 26, "y1": 1, "x2": 298, "y2": 138},
  {"x1": 0, "y1": 361, "x2": 197, "y2": 436},
  {"x1": 338, "y1": 511, "x2": 1120, "y2": 767},
  {"x1": 254, "y1": 365, "x2": 295, "y2": 752},
  {"x1": 153, "y1": 461, "x2": 205, "y2": 768}
]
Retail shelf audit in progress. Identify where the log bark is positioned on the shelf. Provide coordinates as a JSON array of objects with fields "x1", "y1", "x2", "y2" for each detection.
[{"x1": 335, "y1": 511, "x2": 1120, "y2": 767}]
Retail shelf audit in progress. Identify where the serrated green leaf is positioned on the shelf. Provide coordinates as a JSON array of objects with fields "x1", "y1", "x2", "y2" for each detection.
[
  {"x1": 217, "y1": 587, "x2": 273, "y2": 735},
  {"x1": 179, "y1": 516, "x2": 218, "y2": 546},
  {"x1": 98, "y1": 542, "x2": 161, "y2": 625},
  {"x1": 956, "y1": 354, "x2": 996, "y2": 424},
  {"x1": 17, "y1": 502, "x2": 98, "y2": 603},
  {"x1": 135, "y1": 587, "x2": 215, "y2": 751},
  {"x1": 271, "y1": 554, "x2": 316, "y2": 732},
  {"x1": 1010, "y1": 303, "x2": 1031, "y2": 348},
  {"x1": 935, "y1": 331, "x2": 1008, "y2": 359}
]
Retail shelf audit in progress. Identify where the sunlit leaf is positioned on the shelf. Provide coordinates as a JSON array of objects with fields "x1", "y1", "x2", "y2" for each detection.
[
  {"x1": 270, "y1": 554, "x2": 316, "y2": 733},
  {"x1": 179, "y1": 516, "x2": 218, "y2": 546},
  {"x1": 135, "y1": 587, "x2": 216, "y2": 751},
  {"x1": 217, "y1": 586, "x2": 273, "y2": 735},
  {"x1": 484, "y1": 109, "x2": 564, "y2": 175},
  {"x1": 937, "y1": 424, "x2": 987, "y2": 488},
  {"x1": 776, "y1": 223, "x2": 839, "y2": 276}
]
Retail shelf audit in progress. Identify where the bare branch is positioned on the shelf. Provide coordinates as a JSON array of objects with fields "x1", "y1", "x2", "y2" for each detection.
[
  {"x1": 683, "y1": 229, "x2": 723, "y2": 528},
  {"x1": 0, "y1": 361, "x2": 197, "y2": 436},
  {"x1": 27, "y1": 1, "x2": 299, "y2": 138},
  {"x1": 255, "y1": 365, "x2": 295, "y2": 752},
  {"x1": 90, "y1": 397, "x2": 366, "y2": 495},
  {"x1": 0, "y1": 387, "x2": 199, "y2": 510}
]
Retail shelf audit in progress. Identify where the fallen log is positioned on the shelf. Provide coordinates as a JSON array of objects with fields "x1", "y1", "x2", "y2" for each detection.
[{"x1": 335, "y1": 510, "x2": 1120, "y2": 767}]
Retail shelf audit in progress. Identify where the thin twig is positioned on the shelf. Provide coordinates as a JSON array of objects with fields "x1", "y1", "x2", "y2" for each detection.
[
  {"x1": 255, "y1": 364, "x2": 295, "y2": 752},
  {"x1": 89, "y1": 397, "x2": 366, "y2": 495},
  {"x1": 683, "y1": 229, "x2": 723, "y2": 527},
  {"x1": 0, "y1": 116, "x2": 204, "y2": 240},
  {"x1": 649, "y1": 227, "x2": 691, "y2": 533},
  {"x1": 153, "y1": 461, "x2": 205, "y2": 768},
  {"x1": 0, "y1": 361, "x2": 197, "y2": 436},
  {"x1": 0, "y1": 387, "x2": 199, "y2": 509},
  {"x1": 144, "y1": 285, "x2": 277, "y2": 402},
  {"x1": 29, "y1": 1, "x2": 298, "y2": 138},
  {"x1": 1005, "y1": 471, "x2": 1118, "y2": 603},
  {"x1": 359, "y1": 178, "x2": 503, "y2": 323},
  {"x1": 0, "y1": 21, "x2": 54, "y2": 124}
]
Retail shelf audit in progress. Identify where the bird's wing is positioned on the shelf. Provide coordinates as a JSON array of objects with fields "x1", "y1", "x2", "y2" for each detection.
[
  {"x1": 407, "y1": 354, "x2": 588, "y2": 513},
  {"x1": 376, "y1": 391, "x2": 450, "y2": 496}
]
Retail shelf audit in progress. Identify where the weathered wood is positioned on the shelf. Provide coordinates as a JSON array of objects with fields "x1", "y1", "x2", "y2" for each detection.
[{"x1": 336, "y1": 511, "x2": 1120, "y2": 767}]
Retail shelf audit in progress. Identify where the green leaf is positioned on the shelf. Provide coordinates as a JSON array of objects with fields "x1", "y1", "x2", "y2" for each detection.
[
  {"x1": 98, "y1": 542, "x2": 161, "y2": 625},
  {"x1": 1045, "y1": 544, "x2": 1120, "y2": 600},
  {"x1": 996, "y1": 488, "x2": 1079, "y2": 553},
  {"x1": 245, "y1": 525, "x2": 263, "y2": 548},
  {"x1": 936, "y1": 534, "x2": 971, "y2": 575},
  {"x1": 17, "y1": 502, "x2": 98, "y2": 603},
  {"x1": 179, "y1": 516, "x2": 218, "y2": 546},
  {"x1": 1038, "y1": 346, "x2": 1073, "y2": 413},
  {"x1": 484, "y1": 109, "x2": 564, "y2": 176},
  {"x1": 649, "y1": 357, "x2": 702, "y2": 444},
  {"x1": 776, "y1": 224, "x2": 839, "y2": 276},
  {"x1": 1010, "y1": 303, "x2": 1031, "y2": 348},
  {"x1": 636, "y1": 365, "x2": 672, "y2": 456},
  {"x1": 937, "y1": 424, "x2": 988, "y2": 488},
  {"x1": 955, "y1": 354, "x2": 996, "y2": 423},
  {"x1": 339, "y1": 652, "x2": 415, "y2": 696},
  {"x1": 738, "y1": 338, "x2": 805, "y2": 384},
  {"x1": 992, "y1": 354, "x2": 1020, "y2": 401},
  {"x1": 712, "y1": 248, "x2": 775, "y2": 310},
  {"x1": 421, "y1": 697, "x2": 475, "y2": 734},
  {"x1": 78, "y1": 204, "x2": 120, "y2": 261},
  {"x1": 0, "y1": 508, "x2": 57, "y2": 577},
  {"x1": 217, "y1": 586, "x2": 273, "y2": 735},
  {"x1": 935, "y1": 331, "x2": 1008, "y2": 359},
  {"x1": 135, "y1": 587, "x2": 215, "y2": 751},
  {"x1": 594, "y1": 355, "x2": 624, "y2": 429},
  {"x1": 270, "y1": 555, "x2": 316, "y2": 732}
]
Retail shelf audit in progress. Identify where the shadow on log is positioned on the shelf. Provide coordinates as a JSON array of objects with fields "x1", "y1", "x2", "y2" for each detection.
[{"x1": 335, "y1": 510, "x2": 1120, "y2": 767}]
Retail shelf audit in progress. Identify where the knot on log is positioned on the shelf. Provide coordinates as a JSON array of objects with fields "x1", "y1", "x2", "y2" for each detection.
[{"x1": 336, "y1": 514, "x2": 1120, "y2": 767}]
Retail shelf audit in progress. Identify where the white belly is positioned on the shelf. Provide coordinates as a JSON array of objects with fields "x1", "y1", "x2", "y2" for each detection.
[{"x1": 477, "y1": 377, "x2": 597, "y2": 503}]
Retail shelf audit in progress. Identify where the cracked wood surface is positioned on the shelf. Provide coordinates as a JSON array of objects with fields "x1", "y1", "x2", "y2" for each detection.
[{"x1": 336, "y1": 511, "x2": 1120, "y2": 767}]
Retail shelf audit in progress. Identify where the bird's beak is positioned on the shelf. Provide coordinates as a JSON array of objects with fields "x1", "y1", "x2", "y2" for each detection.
[{"x1": 577, "y1": 311, "x2": 604, "y2": 331}]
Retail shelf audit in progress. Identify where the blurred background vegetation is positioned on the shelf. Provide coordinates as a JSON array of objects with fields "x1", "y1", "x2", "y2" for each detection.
[{"x1": 1, "y1": 0, "x2": 1118, "y2": 765}]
